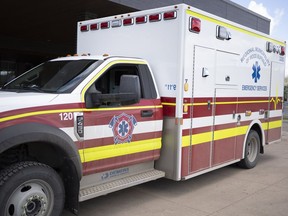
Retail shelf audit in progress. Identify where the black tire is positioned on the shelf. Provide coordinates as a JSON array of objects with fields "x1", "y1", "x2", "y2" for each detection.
[
  {"x1": 238, "y1": 130, "x2": 260, "y2": 169},
  {"x1": 0, "y1": 161, "x2": 65, "y2": 216}
]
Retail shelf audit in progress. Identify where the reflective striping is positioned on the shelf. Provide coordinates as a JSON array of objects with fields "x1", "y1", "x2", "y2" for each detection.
[
  {"x1": 181, "y1": 119, "x2": 282, "y2": 147},
  {"x1": 267, "y1": 120, "x2": 282, "y2": 129},
  {"x1": 182, "y1": 132, "x2": 211, "y2": 147},
  {"x1": 162, "y1": 102, "x2": 176, "y2": 106},
  {"x1": 79, "y1": 151, "x2": 85, "y2": 163},
  {"x1": 79, "y1": 137, "x2": 162, "y2": 163},
  {"x1": 214, "y1": 125, "x2": 248, "y2": 140},
  {"x1": 0, "y1": 105, "x2": 162, "y2": 123},
  {"x1": 0, "y1": 108, "x2": 83, "y2": 123},
  {"x1": 85, "y1": 105, "x2": 162, "y2": 112},
  {"x1": 76, "y1": 119, "x2": 281, "y2": 163},
  {"x1": 81, "y1": 59, "x2": 147, "y2": 102},
  {"x1": 262, "y1": 122, "x2": 268, "y2": 130},
  {"x1": 184, "y1": 112, "x2": 282, "y2": 131},
  {"x1": 165, "y1": 99, "x2": 272, "y2": 107},
  {"x1": 186, "y1": 10, "x2": 285, "y2": 46},
  {"x1": 261, "y1": 120, "x2": 282, "y2": 131}
]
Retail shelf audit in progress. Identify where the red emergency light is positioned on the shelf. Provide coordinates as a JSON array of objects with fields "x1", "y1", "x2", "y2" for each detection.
[
  {"x1": 280, "y1": 46, "x2": 286, "y2": 56},
  {"x1": 189, "y1": 17, "x2": 201, "y2": 33},
  {"x1": 80, "y1": 25, "x2": 89, "y2": 32},
  {"x1": 164, "y1": 11, "x2": 177, "y2": 20},
  {"x1": 123, "y1": 18, "x2": 134, "y2": 26},
  {"x1": 149, "y1": 14, "x2": 161, "y2": 22},
  {"x1": 90, "y1": 23, "x2": 98, "y2": 31},
  {"x1": 136, "y1": 16, "x2": 147, "y2": 24},
  {"x1": 101, "y1": 22, "x2": 110, "y2": 29}
]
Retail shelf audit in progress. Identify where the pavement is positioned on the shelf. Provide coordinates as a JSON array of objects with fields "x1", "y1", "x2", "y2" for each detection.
[{"x1": 64, "y1": 120, "x2": 288, "y2": 216}]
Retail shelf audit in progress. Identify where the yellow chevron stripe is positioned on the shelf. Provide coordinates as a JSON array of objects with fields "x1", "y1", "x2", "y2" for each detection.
[{"x1": 79, "y1": 137, "x2": 162, "y2": 163}]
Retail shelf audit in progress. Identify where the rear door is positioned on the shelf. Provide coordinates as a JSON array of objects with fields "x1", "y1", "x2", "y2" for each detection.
[{"x1": 267, "y1": 61, "x2": 285, "y2": 142}]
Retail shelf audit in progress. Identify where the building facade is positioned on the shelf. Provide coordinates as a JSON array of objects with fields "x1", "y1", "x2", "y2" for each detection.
[{"x1": 0, "y1": 0, "x2": 270, "y2": 86}]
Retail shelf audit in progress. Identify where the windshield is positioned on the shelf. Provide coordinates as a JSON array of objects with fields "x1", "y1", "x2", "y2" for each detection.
[{"x1": 2, "y1": 59, "x2": 99, "y2": 93}]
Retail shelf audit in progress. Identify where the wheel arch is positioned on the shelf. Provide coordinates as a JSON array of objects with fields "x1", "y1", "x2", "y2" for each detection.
[
  {"x1": 0, "y1": 122, "x2": 82, "y2": 214},
  {"x1": 241, "y1": 119, "x2": 265, "y2": 159}
]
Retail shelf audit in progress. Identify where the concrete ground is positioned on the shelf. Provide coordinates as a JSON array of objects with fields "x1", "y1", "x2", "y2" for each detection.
[{"x1": 64, "y1": 120, "x2": 288, "y2": 216}]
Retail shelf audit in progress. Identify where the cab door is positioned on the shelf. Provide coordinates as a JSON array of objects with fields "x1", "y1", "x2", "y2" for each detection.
[{"x1": 82, "y1": 62, "x2": 162, "y2": 175}]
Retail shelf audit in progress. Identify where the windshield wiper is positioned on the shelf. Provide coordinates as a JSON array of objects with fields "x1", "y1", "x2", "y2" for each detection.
[{"x1": 21, "y1": 85, "x2": 45, "y2": 92}]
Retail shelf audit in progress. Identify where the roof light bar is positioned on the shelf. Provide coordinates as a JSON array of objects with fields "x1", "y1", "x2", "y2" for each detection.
[
  {"x1": 80, "y1": 25, "x2": 89, "y2": 32},
  {"x1": 123, "y1": 18, "x2": 134, "y2": 26},
  {"x1": 164, "y1": 11, "x2": 177, "y2": 20},
  {"x1": 149, "y1": 14, "x2": 161, "y2": 22},
  {"x1": 90, "y1": 23, "x2": 98, "y2": 31},
  {"x1": 100, "y1": 22, "x2": 110, "y2": 29},
  {"x1": 112, "y1": 19, "x2": 121, "y2": 28},
  {"x1": 136, "y1": 16, "x2": 147, "y2": 24}
]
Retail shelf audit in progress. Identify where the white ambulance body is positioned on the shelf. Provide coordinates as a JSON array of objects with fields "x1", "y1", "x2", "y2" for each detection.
[
  {"x1": 0, "y1": 4, "x2": 286, "y2": 215},
  {"x1": 77, "y1": 4, "x2": 285, "y2": 181}
]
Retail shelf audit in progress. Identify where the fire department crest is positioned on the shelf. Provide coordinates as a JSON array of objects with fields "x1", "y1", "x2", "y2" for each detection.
[{"x1": 109, "y1": 113, "x2": 137, "y2": 144}]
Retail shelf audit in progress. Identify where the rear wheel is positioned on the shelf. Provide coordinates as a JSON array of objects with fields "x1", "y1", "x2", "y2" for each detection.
[
  {"x1": 0, "y1": 161, "x2": 64, "y2": 216},
  {"x1": 238, "y1": 130, "x2": 260, "y2": 169}
]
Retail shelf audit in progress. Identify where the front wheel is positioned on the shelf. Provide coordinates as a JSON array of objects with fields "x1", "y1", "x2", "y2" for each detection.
[
  {"x1": 238, "y1": 130, "x2": 260, "y2": 169},
  {"x1": 0, "y1": 161, "x2": 65, "y2": 216}
]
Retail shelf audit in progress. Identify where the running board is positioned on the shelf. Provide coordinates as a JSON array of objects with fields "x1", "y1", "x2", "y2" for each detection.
[{"x1": 79, "y1": 169, "x2": 165, "y2": 202}]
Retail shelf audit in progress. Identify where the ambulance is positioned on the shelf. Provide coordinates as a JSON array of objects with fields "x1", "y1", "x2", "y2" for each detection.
[{"x1": 0, "y1": 4, "x2": 285, "y2": 216}]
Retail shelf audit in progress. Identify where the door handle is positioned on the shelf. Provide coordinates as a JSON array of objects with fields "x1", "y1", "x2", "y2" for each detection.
[{"x1": 141, "y1": 110, "x2": 153, "y2": 117}]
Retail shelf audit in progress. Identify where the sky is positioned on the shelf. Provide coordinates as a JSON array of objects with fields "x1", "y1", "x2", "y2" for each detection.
[{"x1": 231, "y1": 0, "x2": 288, "y2": 77}]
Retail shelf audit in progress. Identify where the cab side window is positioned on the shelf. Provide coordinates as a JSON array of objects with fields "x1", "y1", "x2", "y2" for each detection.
[
  {"x1": 85, "y1": 63, "x2": 157, "y2": 108},
  {"x1": 95, "y1": 65, "x2": 141, "y2": 96}
]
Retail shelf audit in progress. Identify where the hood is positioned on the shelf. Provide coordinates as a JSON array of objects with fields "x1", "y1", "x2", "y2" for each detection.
[{"x1": 0, "y1": 91, "x2": 58, "y2": 112}]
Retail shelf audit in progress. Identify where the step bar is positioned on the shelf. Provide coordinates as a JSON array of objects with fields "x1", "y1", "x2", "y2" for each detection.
[{"x1": 79, "y1": 169, "x2": 165, "y2": 202}]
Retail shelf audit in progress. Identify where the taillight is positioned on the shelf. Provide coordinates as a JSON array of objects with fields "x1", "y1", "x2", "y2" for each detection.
[
  {"x1": 164, "y1": 11, "x2": 177, "y2": 20},
  {"x1": 136, "y1": 16, "x2": 147, "y2": 24},
  {"x1": 90, "y1": 23, "x2": 98, "y2": 31},
  {"x1": 123, "y1": 18, "x2": 134, "y2": 26},
  {"x1": 189, "y1": 17, "x2": 201, "y2": 33},
  {"x1": 80, "y1": 25, "x2": 89, "y2": 32},
  {"x1": 100, "y1": 22, "x2": 110, "y2": 29},
  {"x1": 149, "y1": 14, "x2": 161, "y2": 22}
]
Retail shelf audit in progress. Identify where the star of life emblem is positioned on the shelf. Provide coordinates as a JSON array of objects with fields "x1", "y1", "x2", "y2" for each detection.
[
  {"x1": 109, "y1": 113, "x2": 137, "y2": 144},
  {"x1": 252, "y1": 61, "x2": 261, "y2": 83}
]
